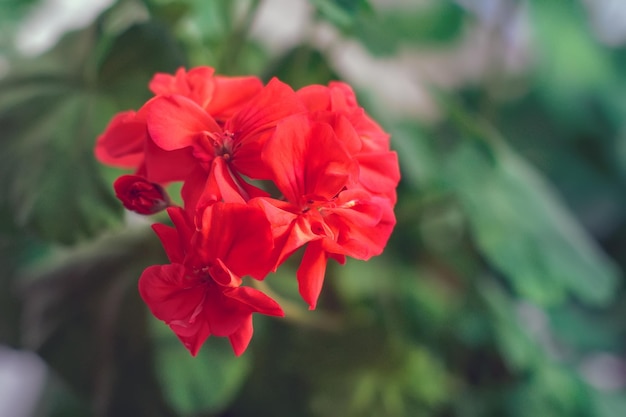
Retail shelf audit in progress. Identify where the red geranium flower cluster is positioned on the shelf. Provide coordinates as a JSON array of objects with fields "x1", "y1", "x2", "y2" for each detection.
[{"x1": 95, "y1": 66, "x2": 400, "y2": 356}]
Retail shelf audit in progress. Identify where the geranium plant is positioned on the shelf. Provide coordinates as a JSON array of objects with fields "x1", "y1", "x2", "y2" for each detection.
[{"x1": 95, "y1": 67, "x2": 400, "y2": 356}]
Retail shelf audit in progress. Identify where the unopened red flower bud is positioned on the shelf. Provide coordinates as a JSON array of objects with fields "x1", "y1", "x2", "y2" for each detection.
[{"x1": 114, "y1": 175, "x2": 170, "y2": 215}]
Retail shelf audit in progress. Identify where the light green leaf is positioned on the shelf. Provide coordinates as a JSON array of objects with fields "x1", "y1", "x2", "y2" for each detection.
[
  {"x1": 352, "y1": 2, "x2": 465, "y2": 56},
  {"x1": 479, "y1": 280, "x2": 541, "y2": 371},
  {"x1": 309, "y1": 0, "x2": 372, "y2": 28},
  {"x1": 0, "y1": 82, "x2": 122, "y2": 243},
  {"x1": 447, "y1": 139, "x2": 619, "y2": 306},
  {"x1": 150, "y1": 317, "x2": 252, "y2": 415},
  {"x1": 529, "y1": 0, "x2": 616, "y2": 130},
  {"x1": 506, "y1": 363, "x2": 593, "y2": 417},
  {"x1": 19, "y1": 226, "x2": 174, "y2": 416}
]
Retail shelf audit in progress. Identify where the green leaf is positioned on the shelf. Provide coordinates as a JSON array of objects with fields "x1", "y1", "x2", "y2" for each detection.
[
  {"x1": 446, "y1": 138, "x2": 620, "y2": 306},
  {"x1": 301, "y1": 333, "x2": 449, "y2": 417},
  {"x1": 352, "y1": 3, "x2": 464, "y2": 56},
  {"x1": 388, "y1": 121, "x2": 440, "y2": 190},
  {"x1": 529, "y1": 1, "x2": 616, "y2": 130},
  {"x1": 0, "y1": 80, "x2": 123, "y2": 244},
  {"x1": 19, "y1": 226, "x2": 175, "y2": 416},
  {"x1": 531, "y1": 1, "x2": 614, "y2": 93},
  {"x1": 98, "y1": 21, "x2": 187, "y2": 108},
  {"x1": 0, "y1": 24, "x2": 126, "y2": 244},
  {"x1": 593, "y1": 391, "x2": 626, "y2": 417},
  {"x1": 264, "y1": 44, "x2": 340, "y2": 89},
  {"x1": 506, "y1": 363, "x2": 594, "y2": 417},
  {"x1": 309, "y1": 0, "x2": 372, "y2": 28},
  {"x1": 548, "y1": 304, "x2": 623, "y2": 353},
  {"x1": 150, "y1": 317, "x2": 252, "y2": 415},
  {"x1": 183, "y1": 0, "x2": 232, "y2": 40},
  {"x1": 0, "y1": 15, "x2": 190, "y2": 244},
  {"x1": 479, "y1": 280, "x2": 541, "y2": 371}
]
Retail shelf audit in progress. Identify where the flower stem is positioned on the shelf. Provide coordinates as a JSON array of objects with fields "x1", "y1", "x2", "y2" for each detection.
[
  {"x1": 219, "y1": 0, "x2": 263, "y2": 73},
  {"x1": 251, "y1": 279, "x2": 344, "y2": 332}
]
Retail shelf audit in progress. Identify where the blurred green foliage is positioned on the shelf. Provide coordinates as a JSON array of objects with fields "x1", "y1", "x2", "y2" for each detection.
[{"x1": 1, "y1": 0, "x2": 626, "y2": 416}]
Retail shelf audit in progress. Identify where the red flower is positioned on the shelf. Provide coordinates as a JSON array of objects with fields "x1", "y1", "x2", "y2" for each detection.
[
  {"x1": 94, "y1": 67, "x2": 263, "y2": 183},
  {"x1": 297, "y1": 82, "x2": 401, "y2": 203},
  {"x1": 95, "y1": 67, "x2": 401, "y2": 356},
  {"x1": 139, "y1": 204, "x2": 283, "y2": 356},
  {"x1": 145, "y1": 77, "x2": 306, "y2": 210},
  {"x1": 149, "y1": 67, "x2": 263, "y2": 123},
  {"x1": 255, "y1": 115, "x2": 395, "y2": 309},
  {"x1": 297, "y1": 82, "x2": 391, "y2": 153},
  {"x1": 114, "y1": 174, "x2": 170, "y2": 215}
]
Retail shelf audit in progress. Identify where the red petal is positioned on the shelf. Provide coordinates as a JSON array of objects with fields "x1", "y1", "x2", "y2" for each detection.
[
  {"x1": 226, "y1": 286, "x2": 284, "y2": 317},
  {"x1": 297, "y1": 84, "x2": 332, "y2": 111},
  {"x1": 146, "y1": 95, "x2": 221, "y2": 151},
  {"x1": 94, "y1": 110, "x2": 146, "y2": 168},
  {"x1": 356, "y1": 151, "x2": 400, "y2": 202},
  {"x1": 208, "y1": 157, "x2": 248, "y2": 204},
  {"x1": 226, "y1": 77, "x2": 305, "y2": 139},
  {"x1": 349, "y1": 111, "x2": 391, "y2": 153},
  {"x1": 149, "y1": 67, "x2": 216, "y2": 109},
  {"x1": 180, "y1": 166, "x2": 210, "y2": 220},
  {"x1": 152, "y1": 207, "x2": 196, "y2": 263},
  {"x1": 143, "y1": 137, "x2": 197, "y2": 183},
  {"x1": 203, "y1": 287, "x2": 251, "y2": 337},
  {"x1": 152, "y1": 223, "x2": 183, "y2": 263},
  {"x1": 248, "y1": 197, "x2": 299, "y2": 269},
  {"x1": 170, "y1": 319, "x2": 211, "y2": 357},
  {"x1": 328, "y1": 81, "x2": 359, "y2": 110},
  {"x1": 326, "y1": 113, "x2": 362, "y2": 155},
  {"x1": 209, "y1": 257, "x2": 242, "y2": 288},
  {"x1": 229, "y1": 128, "x2": 274, "y2": 180},
  {"x1": 202, "y1": 285, "x2": 283, "y2": 339},
  {"x1": 208, "y1": 76, "x2": 263, "y2": 120},
  {"x1": 228, "y1": 316, "x2": 253, "y2": 356},
  {"x1": 275, "y1": 212, "x2": 328, "y2": 267},
  {"x1": 323, "y1": 192, "x2": 395, "y2": 260},
  {"x1": 198, "y1": 203, "x2": 275, "y2": 279},
  {"x1": 263, "y1": 116, "x2": 357, "y2": 204},
  {"x1": 225, "y1": 78, "x2": 305, "y2": 180},
  {"x1": 138, "y1": 264, "x2": 205, "y2": 322},
  {"x1": 297, "y1": 240, "x2": 328, "y2": 310}
]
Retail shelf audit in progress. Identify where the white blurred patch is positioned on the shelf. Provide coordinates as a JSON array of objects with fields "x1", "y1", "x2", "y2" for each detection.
[
  {"x1": 15, "y1": 0, "x2": 114, "y2": 56},
  {"x1": 250, "y1": 0, "x2": 312, "y2": 55},
  {"x1": 0, "y1": 345, "x2": 47, "y2": 417},
  {"x1": 584, "y1": 0, "x2": 626, "y2": 46},
  {"x1": 580, "y1": 353, "x2": 626, "y2": 391}
]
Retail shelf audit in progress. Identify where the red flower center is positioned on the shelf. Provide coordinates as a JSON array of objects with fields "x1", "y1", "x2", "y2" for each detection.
[{"x1": 197, "y1": 130, "x2": 235, "y2": 162}]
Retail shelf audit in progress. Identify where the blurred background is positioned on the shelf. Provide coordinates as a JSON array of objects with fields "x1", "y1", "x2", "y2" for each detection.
[{"x1": 2, "y1": 0, "x2": 626, "y2": 416}]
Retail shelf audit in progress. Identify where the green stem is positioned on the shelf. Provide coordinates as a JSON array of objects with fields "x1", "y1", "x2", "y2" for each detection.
[
  {"x1": 251, "y1": 279, "x2": 344, "y2": 332},
  {"x1": 218, "y1": 0, "x2": 263, "y2": 73}
]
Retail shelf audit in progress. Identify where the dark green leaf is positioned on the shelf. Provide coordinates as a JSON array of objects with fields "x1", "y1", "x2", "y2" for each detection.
[
  {"x1": 264, "y1": 45, "x2": 339, "y2": 89},
  {"x1": 19, "y1": 226, "x2": 175, "y2": 416},
  {"x1": 151, "y1": 317, "x2": 252, "y2": 415},
  {"x1": 352, "y1": 3, "x2": 465, "y2": 56},
  {"x1": 98, "y1": 21, "x2": 187, "y2": 107},
  {"x1": 309, "y1": 0, "x2": 372, "y2": 28},
  {"x1": 0, "y1": 82, "x2": 122, "y2": 244},
  {"x1": 506, "y1": 363, "x2": 593, "y2": 417},
  {"x1": 529, "y1": 1, "x2": 616, "y2": 130},
  {"x1": 447, "y1": 139, "x2": 620, "y2": 306},
  {"x1": 479, "y1": 280, "x2": 540, "y2": 371}
]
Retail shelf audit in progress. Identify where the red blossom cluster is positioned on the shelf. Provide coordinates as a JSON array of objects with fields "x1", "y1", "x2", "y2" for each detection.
[{"x1": 95, "y1": 67, "x2": 400, "y2": 356}]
